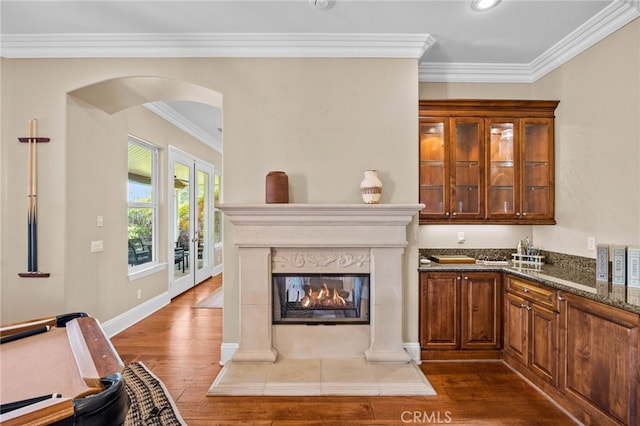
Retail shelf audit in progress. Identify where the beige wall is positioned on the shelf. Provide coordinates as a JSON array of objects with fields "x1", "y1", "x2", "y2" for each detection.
[
  {"x1": 0, "y1": 60, "x2": 224, "y2": 324},
  {"x1": 1, "y1": 58, "x2": 420, "y2": 345},
  {"x1": 2, "y1": 18, "x2": 638, "y2": 349},
  {"x1": 532, "y1": 19, "x2": 640, "y2": 255},
  {"x1": 219, "y1": 58, "x2": 421, "y2": 345},
  {"x1": 418, "y1": 18, "x2": 640, "y2": 256}
]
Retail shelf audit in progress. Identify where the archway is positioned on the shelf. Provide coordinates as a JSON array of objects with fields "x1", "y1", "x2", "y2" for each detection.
[
  {"x1": 69, "y1": 76, "x2": 222, "y2": 114},
  {"x1": 67, "y1": 76, "x2": 223, "y2": 305}
]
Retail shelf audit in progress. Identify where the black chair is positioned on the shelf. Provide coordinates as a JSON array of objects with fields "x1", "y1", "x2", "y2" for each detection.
[
  {"x1": 128, "y1": 238, "x2": 151, "y2": 265},
  {"x1": 128, "y1": 247, "x2": 137, "y2": 266},
  {"x1": 174, "y1": 247, "x2": 185, "y2": 272},
  {"x1": 176, "y1": 233, "x2": 190, "y2": 269}
]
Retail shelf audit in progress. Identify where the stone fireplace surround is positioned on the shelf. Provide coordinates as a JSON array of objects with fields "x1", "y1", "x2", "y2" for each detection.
[{"x1": 208, "y1": 204, "x2": 435, "y2": 396}]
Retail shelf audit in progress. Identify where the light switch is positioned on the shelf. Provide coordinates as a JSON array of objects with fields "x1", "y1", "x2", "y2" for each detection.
[{"x1": 97, "y1": 216, "x2": 104, "y2": 227}]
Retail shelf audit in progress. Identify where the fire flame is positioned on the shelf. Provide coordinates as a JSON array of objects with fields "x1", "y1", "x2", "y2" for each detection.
[{"x1": 300, "y1": 283, "x2": 347, "y2": 308}]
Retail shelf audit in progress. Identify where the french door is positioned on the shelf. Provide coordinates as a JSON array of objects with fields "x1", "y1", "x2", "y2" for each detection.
[{"x1": 168, "y1": 147, "x2": 214, "y2": 298}]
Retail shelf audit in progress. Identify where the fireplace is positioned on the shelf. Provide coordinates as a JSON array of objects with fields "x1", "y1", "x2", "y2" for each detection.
[
  {"x1": 216, "y1": 203, "x2": 424, "y2": 363},
  {"x1": 273, "y1": 273, "x2": 370, "y2": 324},
  {"x1": 209, "y1": 204, "x2": 435, "y2": 396}
]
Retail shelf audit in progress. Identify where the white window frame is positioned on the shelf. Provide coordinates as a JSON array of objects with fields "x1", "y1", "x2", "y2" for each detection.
[{"x1": 127, "y1": 135, "x2": 165, "y2": 280}]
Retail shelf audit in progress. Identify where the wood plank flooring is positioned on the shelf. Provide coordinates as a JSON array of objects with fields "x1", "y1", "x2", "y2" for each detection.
[{"x1": 111, "y1": 275, "x2": 576, "y2": 425}]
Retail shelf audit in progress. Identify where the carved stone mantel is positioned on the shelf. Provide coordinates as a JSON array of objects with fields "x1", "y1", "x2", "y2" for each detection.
[{"x1": 218, "y1": 203, "x2": 423, "y2": 364}]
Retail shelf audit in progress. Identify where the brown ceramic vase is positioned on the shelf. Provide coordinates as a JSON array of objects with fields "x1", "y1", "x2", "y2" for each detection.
[{"x1": 265, "y1": 171, "x2": 289, "y2": 203}]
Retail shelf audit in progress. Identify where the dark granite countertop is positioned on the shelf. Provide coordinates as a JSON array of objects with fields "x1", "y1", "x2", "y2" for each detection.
[{"x1": 418, "y1": 250, "x2": 640, "y2": 315}]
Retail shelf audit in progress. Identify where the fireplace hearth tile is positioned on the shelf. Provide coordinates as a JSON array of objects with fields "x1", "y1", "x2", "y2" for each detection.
[
  {"x1": 267, "y1": 358, "x2": 322, "y2": 383},
  {"x1": 207, "y1": 357, "x2": 437, "y2": 396},
  {"x1": 321, "y1": 382, "x2": 380, "y2": 396},
  {"x1": 372, "y1": 362, "x2": 436, "y2": 396},
  {"x1": 207, "y1": 361, "x2": 271, "y2": 396},
  {"x1": 320, "y1": 358, "x2": 377, "y2": 384},
  {"x1": 371, "y1": 361, "x2": 426, "y2": 383}
]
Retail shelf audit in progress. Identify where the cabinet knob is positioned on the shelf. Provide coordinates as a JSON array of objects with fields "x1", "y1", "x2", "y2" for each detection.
[
  {"x1": 558, "y1": 295, "x2": 565, "y2": 301},
  {"x1": 457, "y1": 276, "x2": 461, "y2": 280},
  {"x1": 445, "y1": 212, "x2": 450, "y2": 216},
  {"x1": 520, "y1": 303, "x2": 527, "y2": 309},
  {"x1": 452, "y1": 212, "x2": 457, "y2": 216},
  {"x1": 522, "y1": 212, "x2": 527, "y2": 216},
  {"x1": 464, "y1": 276, "x2": 468, "y2": 280},
  {"x1": 516, "y1": 212, "x2": 521, "y2": 217},
  {"x1": 525, "y1": 305, "x2": 532, "y2": 311},
  {"x1": 523, "y1": 288, "x2": 529, "y2": 293}
]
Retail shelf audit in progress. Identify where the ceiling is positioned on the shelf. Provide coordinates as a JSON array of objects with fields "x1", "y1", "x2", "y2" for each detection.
[{"x1": 2, "y1": 0, "x2": 638, "y2": 149}]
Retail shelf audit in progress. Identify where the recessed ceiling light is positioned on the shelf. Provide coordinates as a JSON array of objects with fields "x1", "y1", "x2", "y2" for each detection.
[
  {"x1": 471, "y1": 0, "x2": 501, "y2": 11},
  {"x1": 309, "y1": 0, "x2": 335, "y2": 11}
]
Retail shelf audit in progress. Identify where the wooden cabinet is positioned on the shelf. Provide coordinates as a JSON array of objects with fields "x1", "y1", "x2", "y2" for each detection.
[
  {"x1": 503, "y1": 275, "x2": 640, "y2": 426},
  {"x1": 419, "y1": 100, "x2": 559, "y2": 224},
  {"x1": 419, "y1": 271, "x2": 502, "y2": 360},
  {"x1": 560, "y1": 292, "x2": 639, "y2": 426},
  {"x1": 503, "y1": 277, "x2": 560, "y2": 386}
]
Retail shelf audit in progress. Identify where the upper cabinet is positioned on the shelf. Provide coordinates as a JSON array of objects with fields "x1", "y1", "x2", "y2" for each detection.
[{"x1": 419, "y1": 100, "x2": 559, "y2": 225}]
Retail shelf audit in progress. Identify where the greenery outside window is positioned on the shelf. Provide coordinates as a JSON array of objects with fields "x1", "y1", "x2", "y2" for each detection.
[
  {"x1": 128, "y1": 136, "x2": 158, "y2": 269},
  {"x1": 214, "y1": 172, "x2": 222, "y2": 246}
]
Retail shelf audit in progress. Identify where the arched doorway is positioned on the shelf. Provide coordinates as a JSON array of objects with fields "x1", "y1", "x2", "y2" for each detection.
[{"x1": 69, "y1": 76, "x2": 223, "y2": 299}]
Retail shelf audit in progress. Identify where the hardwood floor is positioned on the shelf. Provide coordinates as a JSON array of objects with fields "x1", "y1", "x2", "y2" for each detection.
[{"x1": 111, "y1": 275, "x2": 576, "y2": 425}]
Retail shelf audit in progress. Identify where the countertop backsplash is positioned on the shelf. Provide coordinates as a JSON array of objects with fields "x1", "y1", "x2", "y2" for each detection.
[{"x1": 418, "y1": 248, "x2": 596, "y2": 276}]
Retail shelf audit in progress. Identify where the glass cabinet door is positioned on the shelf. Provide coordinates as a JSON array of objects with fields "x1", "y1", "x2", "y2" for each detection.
[
  {"x1": 419, "y1": 120, "x2": 448, "y2": 216},
  {"x1": 522, "y1": 119, "x2": 553, "y2": 219},
  {"x1": 452, "y1": 119, "x2": 482, "y2": 218},
  {"x1": 487, "y1": 120, "x2": 517, "y2": 218},
  {"x1": 419, "y1": 99, "x2": 557, "y2": 224}
]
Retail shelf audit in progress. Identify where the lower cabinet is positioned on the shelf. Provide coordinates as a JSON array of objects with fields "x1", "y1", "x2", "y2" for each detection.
[
  {"x1": 503, "y1": 278, "x2": 559, "y2": 387},
  {"x1": 419, "y1": 271, "x2": 502, "y2": 360},
  {"x1": 560, "y1": 292, "x2": 639, "y2": 426},
  {"x1": 502, "y1": 275, "x2": 639, "y2": 426},
  {"x1": 418, "y1": 270, "x2": 640, "y2": 425}
]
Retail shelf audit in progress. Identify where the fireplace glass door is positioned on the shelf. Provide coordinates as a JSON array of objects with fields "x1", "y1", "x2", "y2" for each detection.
[{"x1": 273, "y1": 274, "x2": 370, "y2": 324}]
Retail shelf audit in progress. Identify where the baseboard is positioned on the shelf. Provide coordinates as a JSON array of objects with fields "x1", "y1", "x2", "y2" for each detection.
[
  {"x1": 103, "y1": 292, "x2": 171, "y2": 338},
  {"x1": 220, "y1": 343, "x2": 239, "y2": 366},
  {"x1": 421, "y1": 349, "x2": 501, "y2": 361},
  {"x1": 404, "y1": 342, "x2": 422, "y2": 364},
  {"x1": 502, "y1": 360, "x2": 585, "y2": 426},
  {"x1": 211, "y1": 265, "x2": 223, "y2": 277}
]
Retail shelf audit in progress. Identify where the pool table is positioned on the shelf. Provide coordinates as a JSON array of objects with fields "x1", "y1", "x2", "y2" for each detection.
[{"x1": 0, "y1": 313, "x2": 129, "y2": 425}]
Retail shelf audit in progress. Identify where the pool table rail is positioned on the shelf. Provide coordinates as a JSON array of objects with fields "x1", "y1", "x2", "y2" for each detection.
[{"x1": 0, "y1": 313, "x2": 129, "y2": 425}]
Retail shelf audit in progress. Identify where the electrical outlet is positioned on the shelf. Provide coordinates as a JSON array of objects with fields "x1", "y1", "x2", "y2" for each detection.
[
  {"x1": 587, "y1": 237, "x2": 596, "y2": 251},
  {"x1": 137, "y1": 289, "x2": 142, "y2": 299},
  {"x1": 457, "y1": 232, "x2": 465, "y2": 243}
]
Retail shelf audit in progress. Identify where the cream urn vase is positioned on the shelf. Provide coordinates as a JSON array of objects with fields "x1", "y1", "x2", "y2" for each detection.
[{"x1": 360, "y1": 170, "x2": 383, "y2": 204}]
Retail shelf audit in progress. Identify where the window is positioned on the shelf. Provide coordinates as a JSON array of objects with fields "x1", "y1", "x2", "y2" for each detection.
[
  {"x1": 128, "y1": 136, "x2": 158, "y2": 269},
  {"x1": 214, "y1": 171, "x2": 222, "y2": 246}
]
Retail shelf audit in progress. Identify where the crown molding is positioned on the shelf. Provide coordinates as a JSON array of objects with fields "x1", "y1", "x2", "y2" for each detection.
[
  {"x1": 418, "y1": 62, "x2": 534, "y2": 84},
  {"x1": 528, "y1": 0, "x2": 640, "y2": 82},
  {"x1": 144, "y1": 102, "x2": 222, "y2": 153},
  {"x1": 419, "y1": 0, "x2": 640, "y2": 83},
  {"x1": 1, "y1": 1, "x2": 636, "y2": 83},
  {"x1": 0, "y1": 32, "x2": 435, "y2": 60}
]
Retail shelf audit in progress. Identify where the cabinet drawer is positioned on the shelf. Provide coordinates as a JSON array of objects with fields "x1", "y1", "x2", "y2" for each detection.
[{"x1": 507, "y1": 277, "x2": 557, "y2": 311}]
